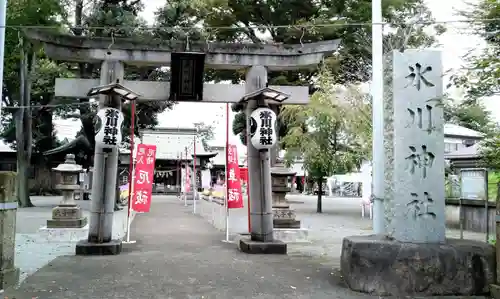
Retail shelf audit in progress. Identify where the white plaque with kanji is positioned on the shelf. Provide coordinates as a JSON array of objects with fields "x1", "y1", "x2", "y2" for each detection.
[
  {"x1": 250, "y1": 107, "x2": 277, "y2": 150},
  {"x1": 95, "y1": 107, "x2": 124, "y2": 149}
]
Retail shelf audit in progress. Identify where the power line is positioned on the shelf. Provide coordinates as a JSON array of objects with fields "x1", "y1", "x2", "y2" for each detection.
[
  {"x1": 1, "y1": 17, "x2": 500, "y2": 31},
  {"x1": 1, "y1": 102, "x2": 93, "y2": 109}
]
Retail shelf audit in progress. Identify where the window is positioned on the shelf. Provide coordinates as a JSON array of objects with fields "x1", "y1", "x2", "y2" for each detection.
[
  {"x1": 445, "y1": 143, "x2": 459, "y2": 153},
  {"x1": 0, "y1": 162, "x2": 15, "y2": 171}
]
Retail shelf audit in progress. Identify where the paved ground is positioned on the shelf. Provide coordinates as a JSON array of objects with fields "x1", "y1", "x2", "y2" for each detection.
[
  {"x1": 5, "y1": 196, "x2": 381, "y2": 299},
  {"x1": 5, "y1": 195, "x2": 491, "y2": 298},
  {"x1": 14, "y1": 196, "x2": 130, "y2": 285},
  {"x1": 203, "y1": 194, "x2": 488, "y2": 266},
  {"x1": 286, "y1": 195, "x2": 488, "y2": 264}
]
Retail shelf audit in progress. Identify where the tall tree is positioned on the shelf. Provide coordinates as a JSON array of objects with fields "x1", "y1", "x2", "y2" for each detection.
[
  {"x1": 453, "y1": 0, "x2": 499, "y2": 169},
  {"x1": 47, "y1": 0, "x2": 173, "y2": 168},
  {"x1": 451, "y1": 0, "x2": 499, "y2": 100},
  {"x1": 444, "y1": 100, "x2": 494, "y2": 134},
  {"x1": 280, "y1": 70, "x2": 371, "y2": 212},
  {"x1": 194, "y1": 122, "x2": 215, "y2": 151},
  {"x1": 167, "y1": 0, "x2": 444, "y2": 145},
  {"x1": 0, "y1": 0, "x2": 68, "y2": 207}
]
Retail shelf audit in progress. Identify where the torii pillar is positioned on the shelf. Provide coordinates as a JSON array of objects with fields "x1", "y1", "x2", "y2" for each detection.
[
  {"x1": 244, "y1": 66, "x2": 274, "y2": 242},
  {"x1": 24, "y1": 29, "x2": 340, "y2": 254},
  {"x1": 75, "y1": 60, "x2": 125, "y2": 255}
]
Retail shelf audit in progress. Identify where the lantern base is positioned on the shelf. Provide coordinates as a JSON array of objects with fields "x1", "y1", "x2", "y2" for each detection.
[
  {"x1": 47, "y1": 205, "x2": 88, "y2": 228},
  {"x1": 272, "y1": 205, "x2": 301, "y2": 229}
]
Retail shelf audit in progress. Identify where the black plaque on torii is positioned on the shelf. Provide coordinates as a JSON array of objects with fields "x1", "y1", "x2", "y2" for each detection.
[{"x1": 170, "y1": 52, "x2": 206, "y2": 102}]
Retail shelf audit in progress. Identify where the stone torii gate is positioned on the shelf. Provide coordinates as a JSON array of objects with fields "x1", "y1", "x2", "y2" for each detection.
[{"x1": 25, "y1": 29, "x2": 339, "y2": 254}]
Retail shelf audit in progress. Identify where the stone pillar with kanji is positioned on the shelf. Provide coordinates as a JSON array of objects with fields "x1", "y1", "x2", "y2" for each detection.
[{"x1": 0, "y1": 172, "x2": 20, "y2": 289}]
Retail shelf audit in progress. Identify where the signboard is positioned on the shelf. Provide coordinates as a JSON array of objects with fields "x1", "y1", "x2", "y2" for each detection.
[
  {"x1": 226, "y1": 144, "x2": 243, "y2": 209},
  {"x1": 170, "y1": 52, "x2": 205, "y2": 102},
  {"x1": 131, "y1": 144, "x2": 157, "y2": 212},
  {"x1": 460, "y1": 168, "x2": 487, "y2": 200}
]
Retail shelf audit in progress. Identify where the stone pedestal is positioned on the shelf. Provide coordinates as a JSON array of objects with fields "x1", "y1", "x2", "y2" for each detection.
[
  {"x1": 47, "y1": 205, "x2": 87, "y2": 228},
  {"x1": 239, "y1": 237, "x2": 287, "y2": 255},
  {"x1": 273, "y1": 205, "x2": 300, "y2": 228},
  {"x1": 341, "y1": 235, "x2": 495, "y2": 296},
  {"x1": 0, "y1": 172, "x2": 20, "y2": 290}
]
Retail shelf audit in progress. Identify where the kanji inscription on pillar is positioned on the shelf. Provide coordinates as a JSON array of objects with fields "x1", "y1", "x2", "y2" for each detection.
[
  {"x1": 250, "y1": 107, "x2": 277, "y2": 150},
  {"x1": 392, "y1": 50, "x2": 445, "y2": 243},
  {"x1": 95, "y1": 107, "x2": 124, "y2": 149}
]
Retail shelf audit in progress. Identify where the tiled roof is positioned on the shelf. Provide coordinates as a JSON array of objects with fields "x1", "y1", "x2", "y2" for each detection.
[
  {"x1": 444, "y1": 123, "x2": 483, "y2": 138},
  {"x1": 208, "y1": 146, "x2": 226, "y2": 166}
]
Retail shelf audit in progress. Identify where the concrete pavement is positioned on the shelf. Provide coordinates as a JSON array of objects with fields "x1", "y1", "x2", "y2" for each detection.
[
  {"x1": 197, "y1": 194, "x2": 489, "y2": 267},
  {"x1": 5, "y1": 195, "x2": 490, "y2": 298},
  {"x1": 14, "y1": 196, "x2": 131, "y2": 286},
  {"x1": 5, "y1": 196, "x2": 379, "y2": 299}
]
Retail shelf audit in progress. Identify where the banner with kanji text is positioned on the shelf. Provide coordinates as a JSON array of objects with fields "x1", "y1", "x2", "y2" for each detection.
[
  {"x1": 131, "y1": 144, "x2": 157, "y2": 213},
  {"x1": 226, "y1": 144, "x2": 243, "y2": 209}
]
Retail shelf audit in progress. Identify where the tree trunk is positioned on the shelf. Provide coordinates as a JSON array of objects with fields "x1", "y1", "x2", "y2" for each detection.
[
  {"x1": 16, "y1": 41, "x2": 34, "y2": 207},
  {"x1": 316, "y1": 178, "x2": 323, "y2": 213}
]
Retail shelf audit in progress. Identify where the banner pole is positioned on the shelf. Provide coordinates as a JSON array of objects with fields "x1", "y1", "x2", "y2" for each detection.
[
  {"x1": 178, "y1": 151, "x2": 182, "y2": 201},
  {"x1": 193, "y1": 135, "x2": 197, "y2": 214},
  {"x1": 184, "y1": 146, "x2": 188, "y2": 206},
  {"x1": 124, "y1": 100, "x2": 136, "y2": 244},
  {"x1": 224, "y1": 103, "x2": 230, "y2": 242}
]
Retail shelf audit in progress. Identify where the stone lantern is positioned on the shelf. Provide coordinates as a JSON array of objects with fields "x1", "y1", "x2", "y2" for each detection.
[
  {"x1": 271, "y1": 159, "x2": 300, "y2": 229},
  {"x1": 47, "y1": 154, "x2": 88, "y2": 228}
]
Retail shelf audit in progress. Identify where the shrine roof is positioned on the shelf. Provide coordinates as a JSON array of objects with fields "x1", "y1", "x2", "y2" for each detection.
[
  {"x1": 444, "y1": 123, "x2": 484, "y2": 139},
  {"x1": 24, "y1": 29, "x2": 340, "y2": 70},
  {"x1": 141, "y1": 127, "x2": 207, "y2": 160},
  {"x1": 207, "y1": 145, "x2": 226, "y2": 166}
]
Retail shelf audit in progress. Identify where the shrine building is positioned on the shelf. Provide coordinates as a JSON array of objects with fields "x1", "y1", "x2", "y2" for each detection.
[{"x1": 136, "y1": 127, "x2": 244, "y2": 194}]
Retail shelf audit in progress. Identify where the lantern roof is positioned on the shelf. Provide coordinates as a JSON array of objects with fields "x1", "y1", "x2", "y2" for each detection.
[{"x1": 52, "y1": 154, "x2": 83, "y2": 173}]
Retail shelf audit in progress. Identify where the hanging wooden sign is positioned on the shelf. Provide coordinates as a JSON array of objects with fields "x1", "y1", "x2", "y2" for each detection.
[{"x1": 170, "y1": 52, "x2": 206, "y2": 102}]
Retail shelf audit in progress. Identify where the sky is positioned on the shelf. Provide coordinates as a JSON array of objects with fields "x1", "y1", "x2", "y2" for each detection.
[{"x1": 53, "y1": 0, "x2": 499, "y2": 155}]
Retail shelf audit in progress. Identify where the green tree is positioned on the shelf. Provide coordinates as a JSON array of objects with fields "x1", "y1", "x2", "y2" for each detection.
[
  {"x1": 480, "y1": 126, "x2": 500, "y2": 170},
  {"x1": 46, "y1": 0, "x2": 172, "y2": 168},
  {"x1": 0, "y1": 0, "x2": 68, "y2": 207},
  {"x1": 183, "y1": 0, "x2": 444, "y2": 147},
  {"x1": 454, "y1": 0, "x2": 499, "y2": 169},
  {"x1": 444, "y1": 100, "x2": 494, "y2": 134},
  {"x1": 451, "y1": 0, "x2": 499, "y2": 99},
  {"x1": 194, "y1": 122, "x2": 215, "y2": 151},
  {"x1": 280, "y1": 70, "x2": 371, "y2": 212}
]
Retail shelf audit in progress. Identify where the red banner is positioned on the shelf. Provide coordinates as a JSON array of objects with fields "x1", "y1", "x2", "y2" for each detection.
[
  {"x1": 132, "y1": 144, "x2": 157, "y2": 213},
  {"x1": 226, "y1": 144, "x2": 243, "y2": 209},
  {"x1": 239, "y1": 167, "x2": 248, "y2": 183}
]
